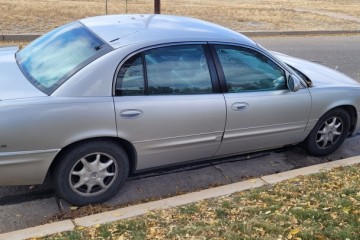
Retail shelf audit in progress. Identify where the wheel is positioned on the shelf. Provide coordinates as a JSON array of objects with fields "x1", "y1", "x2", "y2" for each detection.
[
  {"x1": 53, "y1": 140, "x2": 129, "y2": 206},
  {"x1": 303, "y1": 108, "x2": 350, "y2": 156}
]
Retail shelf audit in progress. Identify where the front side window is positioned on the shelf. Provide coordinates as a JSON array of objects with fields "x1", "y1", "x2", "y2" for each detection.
[
  {"x1": 116, "y1": 45, "x2": 213, "y2": 96},
  {"x1": 16, "y1": 21, "x2": 110, "y2": 95},
  {"x1": 215, "y1": 45, "x2": 286, "y2": 93}
]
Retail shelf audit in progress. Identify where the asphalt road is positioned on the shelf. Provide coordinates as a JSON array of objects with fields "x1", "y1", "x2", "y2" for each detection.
[
  {"x1": 1, "y1": 35, "x2": 360, "y2": 234},
  {"x1": 255, "y1": 35, "x2": 360, "y2": 81}
]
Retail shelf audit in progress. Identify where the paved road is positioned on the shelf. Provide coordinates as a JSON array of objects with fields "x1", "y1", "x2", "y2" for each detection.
[
  {"x1": 255, "y1": 35, "x2": 360, "y2": 81},
  {"x1": 1, "y1": 35, "x2": 360, "y2": 234}
]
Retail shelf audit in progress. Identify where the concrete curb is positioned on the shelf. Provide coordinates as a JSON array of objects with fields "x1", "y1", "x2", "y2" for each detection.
[
  {"x1": 0, "y1": 220, "x2": 74, "y2": 240},
  {"x1": 74, "y1": 178, "x2": 266, "y2": 227},
  {"x1": 1, "y1": 156, "x2": 359, "y2": 239},
  {"x1": 261, "y1": 156, "x2": 360, "y2": 184},
  {"x1": 1, "y1": 34, "x2": 42, "y2": 42},
  {"x1": 1, "y1": 30, "x2": 360, "y2": 42}
]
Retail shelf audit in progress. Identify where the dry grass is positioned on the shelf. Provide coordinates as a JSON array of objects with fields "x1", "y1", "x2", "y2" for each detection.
[
  {"x1": 0, "y1": 0, "x2": 359, "y2": 33},
  {"x1": 0, "y1": 41, "x2": 27, "y2": 47},
  {"x1": 42, "y1": 164, "x2": 360, "y2": 239}
]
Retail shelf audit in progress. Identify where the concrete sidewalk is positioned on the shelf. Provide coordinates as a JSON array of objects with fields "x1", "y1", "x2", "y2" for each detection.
[
  {"x1": 1, "y1": 30, "x2": 360, "y2": 42},
  {"x1": 1, "y1": 155, "x2": 359, "y2": 240}
]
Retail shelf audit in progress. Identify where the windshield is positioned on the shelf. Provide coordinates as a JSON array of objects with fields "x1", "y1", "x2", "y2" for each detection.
[{"x1": 16, "y1": 21, "x2": 111, "y2": 95}]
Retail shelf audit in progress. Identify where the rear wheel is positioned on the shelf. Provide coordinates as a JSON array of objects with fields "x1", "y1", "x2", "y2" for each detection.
[
  {"x1": 303, "y1": 108, "x2": 350, "y2": 156},
  {"x1": 53, "y1": 140, "x2": 129, "y2": 206}
]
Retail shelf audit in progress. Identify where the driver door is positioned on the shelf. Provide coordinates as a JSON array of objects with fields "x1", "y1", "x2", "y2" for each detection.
[{"x1": 211, "y1": 44, "x2": 312, "y2": 156}]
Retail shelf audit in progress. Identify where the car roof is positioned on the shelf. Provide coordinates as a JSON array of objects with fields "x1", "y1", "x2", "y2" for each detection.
[{"x1": 79, "y1": 14, "x2": 256, "y2": 49}]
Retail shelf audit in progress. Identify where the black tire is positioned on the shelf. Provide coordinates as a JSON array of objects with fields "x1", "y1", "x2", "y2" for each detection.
[
  {"x1": 303, "y1": 108, "x2": 350, "y2": 156},
  {"x1": 53, "y1": 140, "x2": 129, "y2": 206}
]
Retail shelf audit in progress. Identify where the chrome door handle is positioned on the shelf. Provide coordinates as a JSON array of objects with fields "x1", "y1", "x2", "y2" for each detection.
[
  {"x1": 231, "y1": 102, "x2": 249, "y2": 111},
  {"x1": 120, "y1": 109, "x2": 143, "y2": 119}
]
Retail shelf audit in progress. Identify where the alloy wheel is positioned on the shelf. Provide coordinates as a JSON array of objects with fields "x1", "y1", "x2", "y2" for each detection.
[
  {"x1": 69, "y1": 152, "x2": 118, "y2": 197},
  {"x1": 316, "y1": 116, "x2": 343, "y2": 149}
]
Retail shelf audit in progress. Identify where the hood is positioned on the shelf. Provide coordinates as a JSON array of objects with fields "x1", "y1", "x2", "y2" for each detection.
[
  {"x1": 0, "y1": 47, "x2": 46, "y2": 101},
  {"x1": 272, "y1": 51, "x2": 360, "y2": 88}
]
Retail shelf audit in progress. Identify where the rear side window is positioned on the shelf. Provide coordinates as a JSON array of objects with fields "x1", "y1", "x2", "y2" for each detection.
[
  {"x1": 115, "y1": 54, "x2": 145, "y2": 96},
  {"x1": 115, "y1": 45, "x2": 213, "y2": 96}
]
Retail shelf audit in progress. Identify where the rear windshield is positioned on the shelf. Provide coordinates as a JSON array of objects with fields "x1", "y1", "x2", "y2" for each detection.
[{"x1": 16, "y1": 21, "x2": 111, "y2": 95}]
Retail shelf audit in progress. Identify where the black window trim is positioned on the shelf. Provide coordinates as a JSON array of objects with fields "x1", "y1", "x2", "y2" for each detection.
[
  {"x1": 140, "y1": 53, "x2": 149, "y2": 95},
  {"x1": 113, "y1": 42, "x2": 221, "y2": 96},
  {"x1": 114, "y1": 53, "x2": 146, "y2": 96},
  {"x1": 209, "y1": 43, "x2": 289, "y2": 93}
]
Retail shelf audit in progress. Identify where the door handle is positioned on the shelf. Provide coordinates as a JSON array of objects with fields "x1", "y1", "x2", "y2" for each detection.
[
  {"x1": 231, "y1": 102, "x2": 249, "y2": 111},
  {"x1": 120, "y1": 109, "x2": 143, "y2": 119}
]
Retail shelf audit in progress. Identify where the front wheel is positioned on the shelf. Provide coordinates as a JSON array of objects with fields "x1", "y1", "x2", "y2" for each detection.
[
  {"x1": 303, "y1": 108, "x2": 350, "y2": 156},
  {"x1": 53, "y1": 140, "x2": 129, "y2": 206}
]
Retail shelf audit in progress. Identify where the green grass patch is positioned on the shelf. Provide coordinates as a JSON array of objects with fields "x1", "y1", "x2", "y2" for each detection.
[{"x1": 42, "y1": 164, "x2": 360, "y2": 239}]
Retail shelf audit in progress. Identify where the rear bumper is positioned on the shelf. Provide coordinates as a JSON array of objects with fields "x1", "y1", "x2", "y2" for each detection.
[{"x1": 0, "y1": 149, "x2": 59, "y2": 185}]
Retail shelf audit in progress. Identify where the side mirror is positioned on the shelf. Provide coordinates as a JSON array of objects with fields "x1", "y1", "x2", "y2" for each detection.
[{"x1": 287, "y1": 75, "x2": 301, "y2": 92}]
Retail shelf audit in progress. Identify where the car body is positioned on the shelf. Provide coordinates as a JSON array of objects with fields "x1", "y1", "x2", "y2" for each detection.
[{"x1": 1, "y1": 14, "x2": 360, "y2": 205}]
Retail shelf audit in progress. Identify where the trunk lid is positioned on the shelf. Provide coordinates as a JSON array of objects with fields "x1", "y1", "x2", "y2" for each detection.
[{"x1": 0, "y1": 47, "x2": 46, "y2": 100}]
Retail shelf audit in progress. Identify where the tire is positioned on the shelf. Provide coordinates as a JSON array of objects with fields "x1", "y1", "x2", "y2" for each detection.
[
  {"x1": 53, "y1": 140, "x2": 129, "y2": 206},
  {"x1": 303, "y1": 108, "x2": 350, "y2": 156}
]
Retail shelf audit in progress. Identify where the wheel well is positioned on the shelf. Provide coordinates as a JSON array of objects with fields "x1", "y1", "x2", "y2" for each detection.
[
  {"x1": 48, "y1": 137, "x2": 137, "y2": 178},
  {"x1": 341, "y1": 105, "x2": 358, "y2": 135},
  {"x1": 340, "y1": 105, "x2": 357, "y2": 135}
]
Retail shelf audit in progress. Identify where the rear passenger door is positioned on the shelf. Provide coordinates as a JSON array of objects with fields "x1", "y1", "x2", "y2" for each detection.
[{"x1": 113, "y1": 44, "x2": 226, "y2": 170}]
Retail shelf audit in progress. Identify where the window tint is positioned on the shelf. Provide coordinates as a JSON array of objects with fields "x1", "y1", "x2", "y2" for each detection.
[
  {"x1": 215, "y1": 45, "x2": 286, "y2": 92},
  {"x1": 16, "y1": 21, "x2": 110, "y2": 95},
  {"x1": 145, "y1": 45, "x2": 212, "y2": 95},
  {"x1": 116, "y1": 54, "x2": 145, "y2": 96}
]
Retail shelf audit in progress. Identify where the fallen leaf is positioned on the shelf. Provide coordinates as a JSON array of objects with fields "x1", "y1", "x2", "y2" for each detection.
[
  {"x1": 316, "y1": 234, "x2": 327, "y2": 240},
  {"x1": 342, "y1": 207, "x2": 351, "y2": 214},
  {"x1": 290, "y1": 228, "x2": 301, "y2": 235},
  {"x1": 287, "y1": 232, "x2": 293, "y2": 239}
]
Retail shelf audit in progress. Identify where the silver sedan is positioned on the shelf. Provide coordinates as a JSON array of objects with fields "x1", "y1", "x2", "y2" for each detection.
[{"x1": 1, "y1": 14, "x2": 360, "y2": 205}]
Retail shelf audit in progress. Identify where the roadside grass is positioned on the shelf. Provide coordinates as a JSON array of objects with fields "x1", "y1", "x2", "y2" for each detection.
[
  {"x1": 39, "y1": 164, "x2": 360, "y2": 240},
  {"x1": 0, "y1": 41, "x2": 28, "y2": 47},
  {"x1": 0, "y1": 0, "x2": 360, "y2": 34}
]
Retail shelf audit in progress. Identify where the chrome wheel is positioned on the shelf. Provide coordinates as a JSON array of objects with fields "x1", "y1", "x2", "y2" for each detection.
[
  {"x1": 69, "y1": 152, "x2": 118, "y2": 197},
  {"x1": 316, "y1": 116, "x2": 343, "y2": 149}
]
